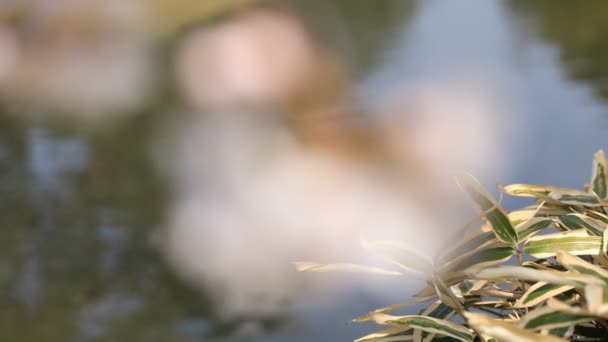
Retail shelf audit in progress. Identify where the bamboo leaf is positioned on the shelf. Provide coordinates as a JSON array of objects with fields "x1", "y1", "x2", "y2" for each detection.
[
  {"x1": 547, "y1": 326, "x2": 574, "y2": 339},
  {"x1": 361, "y1": 238, "x2": 433, "y2": 279},
  {"x1": 559, "y1": 214, "x2": 606, "y2": 236},
  {"x1": 464, "y1": 312, "x2": 567, "y2": 342},
  {"x1": 355, "y1": 326, "x2": 413, "y2": 342},
  {"x1": 501, "y1": 184, "x2": 562, "y2": 198},
  {"x1": 515, "y1": 282, "x2": 575, "y2": 308},
  {"x1": 520, "y1": 304, "x2": 595, "y2": 331},
  {"x1": 457, "y1": 174, "x2": 518, "y2": 246},
  {"x1": 439, "y1": 244, "x2": 514, "y2": 276},
  {"x1": 523, "y1": 229, "x2": 602, "y2": 258},
  {"x1": 370, "y1": 313, "x2": 474, "y2": 342},
  {"x1": 467, "y1": 265, "x2": 604, "y2": 286},
  {"x1": 292, "y1": 262, "x2": 403, "y2": 276},
  {"x1": 353, "y1": 296, "x2": 437, "y2": 323},
  {"x1": 517, "y1": 217, "x2": 554, "y2": 240},
  {"x1": 556, "y1": 251, "x2": 608, "y2": 282},
  {"x1": 432, "y1": 278, "x2": 462, "y2": 310},
  {"x1": 592, "y1": 150, "x2": 608, "y2": 199},
  {"x1": 438, "y1": 231, "x2": 497, "y2": 265},
  {"x1": 417, "y1": 301, "x2": 455, "y2": 342},
  {"x1": 548, "y1": 189, "x2": 602, "y2": 207}
]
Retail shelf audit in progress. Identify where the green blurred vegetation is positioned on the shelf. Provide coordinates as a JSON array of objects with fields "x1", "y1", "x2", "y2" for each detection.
[
  {"x1": 510, "y1": 0, "x2": 608, "y2": 99},
  {"x1": 0, "y1": 0, "x2": 418, "y2": 340}
]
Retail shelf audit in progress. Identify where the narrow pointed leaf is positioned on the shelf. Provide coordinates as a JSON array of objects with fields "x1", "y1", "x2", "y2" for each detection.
[
  {"x1": 559, "y1": 214, "x2": 605, "y2": 236},
  {"x1": 467, "y1": 265, "x2": 604, "y2": 286},
  {"x1": 355, "y1": 326, "x2": 413, "y2": 342},
  {"x1": 432, "y1": 278, "x2": 462, "y2": 310},
  {"x1": 516, "y1": 281, "x2": 575, "y2": 308},
  {"x1": 370, "y1": 313, "x2": 474, "y2": 342},
  {"x1": 520, "y1": 305, "x2": 595, "y2": 331},
  {"x1": 353, "y1": 296, "x2": 436, "y2": 323},
  {"x1": 457, "y1": 174, "x2": 517, "y2": 245},
  {"x1": 501, "y1": 184, "x2": 562, "y2": 198},
  {"x1": 361, "y1": 238, "x2": 432, "y2": 278},
  {"x1": 293, "y1": 262, "x2": 402, "y2": 276},
  {"x1": 464, "y1": 312, "x2": 567, "y2": 342},
  {"x1": 439, "y1": 244, "x2": 514, "y2": 275},
  {"x1": 592, "y1": 150, "x2": 608, "y2": 199},
  {"x1": 548, "y1": 326, "x2": 574, "y2": 339},
  {"x1": 556, "y1": 251, "x2": 608, "y2": 282},
  {"x1": 548, "y1": 189, "x2": 602, "y2": 207},
  {"x1": 438, "y1": 231, "x2": 497, "y2": 265},
  {"x1": 417, "y1": 301, "x2": 455, "y2": 342},
  {"x1": 523, "y1": 229, "x2": 602, "y2": 258},
  {"x1": 517, "y1": 217, "x2": 554, "y2": 240}
]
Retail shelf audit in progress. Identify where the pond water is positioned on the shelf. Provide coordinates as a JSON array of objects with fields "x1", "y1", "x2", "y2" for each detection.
[{"x1": 1, "y1": 0, "x2": 608, "y2": 341}]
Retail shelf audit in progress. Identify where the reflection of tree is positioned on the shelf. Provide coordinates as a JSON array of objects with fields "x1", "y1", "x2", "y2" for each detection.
[
  {"x1": 292, "y1": 0, "x2": 417, "y2": 78},
  {"x1": 0, "y1": 112, "x2": 219, "y2": 341},
  {"x1": 510, "y1": 0, "x2": 608, "y2": 99},
  {"x1": 0, "y1": 1, "x2": 421, "y2": 340}
]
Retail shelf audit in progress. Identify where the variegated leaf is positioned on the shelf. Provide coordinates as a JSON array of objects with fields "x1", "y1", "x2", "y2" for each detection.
[
  {"x1": 353, "y1": 296, "x2": 436, "y2": 323},
  {"x1": 592, "y1": 150, "x2": 608, "y2": 199},
  {"x1": 361, "y1": 237, "x2": 433, "y2": 279},
  {"x1": 370, "y1": 313, "x2": 474, "y2": 342},
  {"x1": 464, "y1": 312, "x2": 567, "y2": 342},
  {"x1": 355, "y1": 326, "x2": 413, "y2": 342},
  {"x1": 467, "y1": 265, "x2": 604, "y2": 287},
  {"x1": 457, "y1": 175, "x2": 518, "y2": 246},
  {"x1": 559, "y1": 214, "x2": 606, "y2": 236},
  {"x1": 516, "y1": 217, "x2": 554, "y2": 240},
  {"x1": 501, "y1": 184, "x2": 561, "y2": 198},
  {"x1": 520, "y1": 304, "x2": 595, "y2": 331},
  {"x1": 523, "y1": 229, "x2": 602, "y2": 258},
  {"x1": 515, "y1": 281, "x2": 574, "y2": 308},
  {"x1": 548, "y1": 189, "x2": 602, "y2": 207},
  {"x1": 438, "y1": 244, "x2": 514, "y2": 276},
  {"x1": 556, "y1": 251, "x2": 608, "y2": 282},
  {"x1": 293, "y1": 262, "x2": 402, "y2": 276}
]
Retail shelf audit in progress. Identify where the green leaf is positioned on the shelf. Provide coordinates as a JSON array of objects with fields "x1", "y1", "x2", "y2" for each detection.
[
  {"x1": 457, "y1": 174, "x2": 518, "y2": 246},
  {"x1": 501, "y1": 184, "x2": 561, "y2": 198},
  {"x1": 432, "y1": 278, "x2": 463, "y2": 310},
  {"x1": 522, "y1": 229, "x2": 602, "y2": 258},
  {"x1": 370, "y1": 313, "x2": 474, "y2": 342},
  {"x1": 547, "y1": 326, "x2": 574, "y2": 339},
  {"x1": 516, "y1": 282, "x2": 575, "y2": 308},
  {"x1": 467, "y1": 265, "x2": 604, "y2": 287},
  {"x1": 547, "y1": 189, "x2": 602, "y2": 207},
  {"x1": 501, "y1": 183, "x2": 603, "y2": 206},
  {"x1": 438, "y1": 231, "x2": 497, "y2": 265},
  {"x1": 559, "y1": 214, "x2": 606, "y2": 236},
  {"x1": 292, "y1": 262, "x2": 402, "y2": 276},
  {"x1": 592, "y1": 150, "x2": 608, "y2": 199},
  {"x1": 417, "y1": 301, "x2": 455, "y2": 342},
  {"x1": 556, "y1": 251, "x2": 608, "y2": 282},
  {"x1": 353, "y1": 296, "x2": 437, "y2": 323},
  {"x1": 520, "y1": 304, "x2": 595, "y2": 331},
  {"x1": 439, "y1": 244, "x2": 514, "y2": 276},
  {"x1": 354, "y1": 326, "x2": 413, "y2": 342},
  {"x1": 517, "y1": 217, "x2": 554, "y2": 240},
  {"x1": 464, "y1": 312, "x2": 567, "y2": 342}
]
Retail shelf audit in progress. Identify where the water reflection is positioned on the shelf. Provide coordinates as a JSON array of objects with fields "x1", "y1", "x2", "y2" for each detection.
[
  {"x1": 0, "y1": 1, "x2": 420, "y2": 341},
  {"x1": 3, "y1": 0, "x2": 608, "y2": 341}
]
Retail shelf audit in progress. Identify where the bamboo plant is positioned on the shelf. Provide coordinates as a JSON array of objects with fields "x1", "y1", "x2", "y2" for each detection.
[{"x1": 295, "y1": 150, "x2": 608, "y2": 341}]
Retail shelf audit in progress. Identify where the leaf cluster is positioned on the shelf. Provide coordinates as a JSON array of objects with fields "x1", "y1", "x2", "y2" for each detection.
[{"x1": 296, "y1": 150, "x2": 608, "y2": 341}]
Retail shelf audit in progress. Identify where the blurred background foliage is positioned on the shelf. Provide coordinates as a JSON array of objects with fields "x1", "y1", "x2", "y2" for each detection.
[
  {"x1": 2, "y1": 0, "x2": 608, "y2": 341},
  {"x1": 0, "y1": 1, "x2": 419, "y2": 341},
  {"x1": 510, "y1": 0, "x2": 608, "y2": 99}
]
